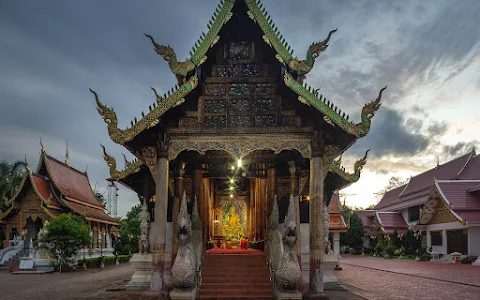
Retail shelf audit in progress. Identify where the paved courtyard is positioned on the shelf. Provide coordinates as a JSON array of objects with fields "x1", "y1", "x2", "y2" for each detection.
[
  {"x1": 0, "y1": 264, "x2": 134, "y2": 300},
  {"x1": 337, "y1": 255, "x2": 480, "y2": 300}
]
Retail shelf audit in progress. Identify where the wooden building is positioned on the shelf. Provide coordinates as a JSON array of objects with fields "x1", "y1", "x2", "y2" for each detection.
[
  {"x1": 94, "y1": 0, "x2": 383, "y2": 293},
  {"x1": 0, "y1": 147, "x2": 119, "y2": 264}
]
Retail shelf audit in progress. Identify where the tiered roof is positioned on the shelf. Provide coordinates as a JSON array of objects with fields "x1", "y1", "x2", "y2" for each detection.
[
  {"x1": 375, "y1": 212, "x2": 408, "y2": 233},
  {"x1": 328, "y1": 192, "x2": 347, "y2": 232},
  {"x1": 94, "y1": 0, "x2": 385, "y2": 148},
  {"x1": 375, "y1": 150, "x2": 477, "y2": 211},
  {"x1": 0, "y1": 150, "x2": 118, "y2": 225}
]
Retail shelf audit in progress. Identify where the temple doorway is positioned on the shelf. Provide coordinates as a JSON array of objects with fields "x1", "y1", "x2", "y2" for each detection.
[{"x1": 24, "y1": 217, "x2": 43, "y2": 252}]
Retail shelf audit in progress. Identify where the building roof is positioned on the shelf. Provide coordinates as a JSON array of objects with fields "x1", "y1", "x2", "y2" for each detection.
[
  {"x1": 376, "y1": 212, "x2": 409, "y2": 233},
  {"x1": 375, "y1": 151, "x2": 477, "y2": 211},
  {"x1": 43, "y1": 154, "x2": 104, "y2": 209},
  {"x1": 374, "y1": 185, "x2": 406, "y2": 210},
  {"x1": 328, "y1": 192, "x2": 347, "y2": 231},
  {"x1": 354, "y1": 210, "x2": 375, "y2": 229},
  {"x1": 400, "y1": 152, "x2": 473, "y2": 197},
  {"x1": 459, "y1": 154, "x2": 480, "y2": 180},
  {"x1": 65, "y1": 201, "x2": 118, "y2": 225},
  {"x1": 436, "y1": 180, "x2": 480, "y2": 210}
]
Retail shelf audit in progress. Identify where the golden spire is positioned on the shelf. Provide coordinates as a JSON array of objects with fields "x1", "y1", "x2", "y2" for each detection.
[
  {"x1": 65, "y1": 142, "x2": 70, "y2": 166},
  {"x1": 40, "y1": 137, "x2": 45, "y2": 153},
  {"x1": 24, "y1": 154, "x2": 31, "y2": 172}
]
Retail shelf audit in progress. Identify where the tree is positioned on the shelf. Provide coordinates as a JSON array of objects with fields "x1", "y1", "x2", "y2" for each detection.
[
  {"x1": 374, "y1": 176, "x2": 409, "y2": 199},
  {"x1": 38, "y1": 214, "x2": 91, "y2": 273},
  {"x1": 341, "y1": 212, "x2": 364, "y2": 250},
  {"x1": 0, "y1": 160, "x2": 26, "y2": 207},
  {"x1": 94, "y1": 191, "x2": 106, "y2": 205},
  {"x1": 116, "y1": 205, "x2": 141, "y2": 255}
]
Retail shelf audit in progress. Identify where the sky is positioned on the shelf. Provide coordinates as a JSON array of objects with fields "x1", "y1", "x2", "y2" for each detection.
[{"x1": 0, "y1": 0, "x2": 479, "y2": 217}]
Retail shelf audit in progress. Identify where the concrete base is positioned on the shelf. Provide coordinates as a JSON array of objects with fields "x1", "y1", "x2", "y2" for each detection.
[
  {"x1": 472, "y1": 257, "x2": 480, "y2": 266},
  {"x1": 276, "y1": 290, "x2": 302, "y2": 300},
  {"x1": 323, "y1": 254, "x2": 342, "y2": 290},
  {"x1": 126, "y1": 253, "x2": 152, "y2": 291},
  {"x1": 169, "y1": 287, "x2": 197, "y2": 300}
]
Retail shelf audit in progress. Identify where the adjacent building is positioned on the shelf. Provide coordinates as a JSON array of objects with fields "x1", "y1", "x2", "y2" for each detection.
[
  {"x1": 356, "y1": 150, "x2": 480, "y2": 257},
  {"x1": 0, "y1": 147, "x2": 119, "y2": 264}
]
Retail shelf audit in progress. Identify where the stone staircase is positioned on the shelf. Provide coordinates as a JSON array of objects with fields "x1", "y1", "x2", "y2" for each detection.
[
  {"x1": 199, "y1": 253, "x2": 273, "y2": 299},
  {"x1": 0, "y1": 249, "x2": 25, "y2": 270}
]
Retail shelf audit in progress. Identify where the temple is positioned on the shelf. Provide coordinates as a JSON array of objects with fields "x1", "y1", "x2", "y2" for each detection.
[
  {"x1": 94, "y1": 0, "x2": 383, "y2": 296},
  {"x1": 356, "y1": 149, "x2": 480, "y2": 261},
  {"x1": 0, "y1": 146, "x2": 119, "y2": 266}
]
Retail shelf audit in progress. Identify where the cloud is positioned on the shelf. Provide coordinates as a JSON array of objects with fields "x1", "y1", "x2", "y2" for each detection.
[
  {"x1": 443, "y1": 141, "x2": 478, "y2": 157},
  {"x1": 427, "y1": 121, "x2": 448, "y2": 137},
  {"x1": 350, "y1": 106, "x2": 430, "y2": 158}
]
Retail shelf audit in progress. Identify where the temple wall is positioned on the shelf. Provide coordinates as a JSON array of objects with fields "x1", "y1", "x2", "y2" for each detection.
[{"x1": 469, "y1": 226, "x2": 480, "y2": 256}]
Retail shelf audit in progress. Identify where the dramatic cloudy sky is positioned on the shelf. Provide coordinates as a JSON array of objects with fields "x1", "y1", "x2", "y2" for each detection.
[{"x1": 0, "y1": 0, "x2": 479, "y2": 216}]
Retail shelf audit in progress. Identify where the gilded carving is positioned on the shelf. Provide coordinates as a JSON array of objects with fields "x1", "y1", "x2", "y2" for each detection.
[
  {"x1": 329, "y1": 150, "x2": 369, "y2": 183},
  {"x1": 169, "y1": 134, "x2": 312, "y2": 160},
  {"x1": 101, "y1": 145, "x2": 144, "y2": 181},
  {"x1": 141, "y1": 147, "x2": 158, "y2": 182},
  {"x1": 92, "y1": 75, "x2": 198, "y2": 145}
]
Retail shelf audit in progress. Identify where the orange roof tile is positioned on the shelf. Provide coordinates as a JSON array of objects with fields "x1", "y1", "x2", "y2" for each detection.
[
  {"x1": 65, "y1": 200, "x2": 118, "y2": 225},
  {"x1": 329, "y1": 215, "x2": 347, "y2": 231},
  {"x1": 328, "y1": 193, "x2": 343, "y2": 214}
]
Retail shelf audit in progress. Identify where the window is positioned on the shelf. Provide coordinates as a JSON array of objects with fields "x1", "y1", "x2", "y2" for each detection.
[
  {"x1": 430, "y1": 231, "x2": 442, "y2": 246},
  {"x1": 408, "y1": 205, "x2": 421, "y2": 222}
]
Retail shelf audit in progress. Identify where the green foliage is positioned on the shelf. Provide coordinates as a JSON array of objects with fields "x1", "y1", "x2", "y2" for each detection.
[
  {"x1": 38, "y1": 214, "x2": 91, "y2": 272},
  {"x1": 363, "y1": 247, "x2": 373, "y2": 255},
  {"x1": 375, "y1": 242, "x2": 385, "y2": 255},
  {"x1": 80, "y1": 254, "x2": 132, "y2": 268},
  {"x1": 392, "y1": 230, "x2": 402, "y2": 248},
  {"x1": 385, "y1": 245, "x2": 397, "y2": 256},
  {"x1": 116, "y1": 205, "x2": 141, "y2": 255},
  {"x1": 420, "y1": 253, "x2": 432, "y2": 261},
  {"x1": 394, "y1": 249, "x2": 401, "y2": 256},
  {"x1": 0, "y1": 160, "x2": 25, "y2": 207},
  {"x1": 94, "y1": 191, "x2": 106, "y2": 205},
  {"x1": 341, "y1": 210, "x2": 364, "y2": 248}
]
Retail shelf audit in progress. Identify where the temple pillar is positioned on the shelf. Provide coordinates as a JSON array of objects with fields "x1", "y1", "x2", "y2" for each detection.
[
  {"x1": 288, "y1": 161, "x2": 301, "y2": 258},
  {"x1": 151, "y1": 151, "x2": 169, "y2": 291},
  {"x1": 266, "y1": 165, "x2": 276, "y2": 218},
  {"x1": 333, "y1": 232, "x2": 340, "y2": 257},
  {"x1": 308, "y1": 156, "x2": 326, "y2": 294},
  {"x1": 249, "y1": 179, "x2": 255, "y2": 241},
  {"x1": 171, "y1": 162, "x2": 185, "y2": 264}
]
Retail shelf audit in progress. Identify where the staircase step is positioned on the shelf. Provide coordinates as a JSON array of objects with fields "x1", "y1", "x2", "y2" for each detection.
[{"x1": 200, "y1": 253, "x2": 272, "y2": 299}]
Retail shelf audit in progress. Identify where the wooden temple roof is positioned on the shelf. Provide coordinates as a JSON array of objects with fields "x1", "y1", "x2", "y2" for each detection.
[
  {"x1": 328, "y1": 192, "x2": 347, "y2": 232},
  {"x1": 93, "y1": 0, "x2": 385, "y2": 151},
  {"x1": 0, "y1": 150, "x2": 118, "y2": 225}
]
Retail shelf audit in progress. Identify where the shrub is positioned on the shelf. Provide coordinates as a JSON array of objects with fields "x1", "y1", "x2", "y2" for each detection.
[
  {"x1": 393, "y1": 249, "x2": 401, "y2": 256},
  {"x1": 353, "y1": 246, "x2": 363, "y2": 255},
  {"x1": 363, "y1": 247, "x2": 373, "y2": 254},
  {"x1": 405, "y1": 247, "x2": 415, "y2": 256},
  {"x1": 420, "y1": 253, "x2": 432, "y2": 261},
  {"x1": 375, "y1": 242, "x2": 385, "y2": 255},
  {"x1": 118, "y1": 255, "x2": 132, "y2": 263},
  {"x1": 386, "y1": 245, "x2": 397, "y2": 257}
]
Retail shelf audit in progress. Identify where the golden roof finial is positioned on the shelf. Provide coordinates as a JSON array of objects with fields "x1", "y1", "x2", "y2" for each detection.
[
  {"x1": 436, "y1": 156, "x2": 440, "y2": 168},
  {"x1": 40, "y1": 137, "x2": 45, "y2": 153},
  {"x1": 65, "y1": 142, "x2": 70, "y2": 166},
  {"x1": 24, "y1": 154, "x2": 31, "y2": 172}
]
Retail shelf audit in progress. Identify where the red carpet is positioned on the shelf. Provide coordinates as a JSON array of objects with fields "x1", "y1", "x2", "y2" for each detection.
[{"x1": 205, "y1": 248, "x2": 263, "y2": 255}]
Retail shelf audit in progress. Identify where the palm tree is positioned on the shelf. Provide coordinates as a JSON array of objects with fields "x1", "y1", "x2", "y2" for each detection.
[{"x1": 0, "y1": 160, "x2": 26, "y2": 208}]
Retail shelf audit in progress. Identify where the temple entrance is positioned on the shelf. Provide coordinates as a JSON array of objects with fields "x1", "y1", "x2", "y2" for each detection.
[{"x1": 24, "y1": 217, "x2": 43, "y2": 254}]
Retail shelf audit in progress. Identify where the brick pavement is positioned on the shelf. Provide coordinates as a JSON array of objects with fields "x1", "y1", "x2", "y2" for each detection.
[
  {"x1": 340, "y1": 255, "x2": 480, "y2": 287},
  {"x1": 336, "y1": 255, "x2": 480, "y2": 300},
  {"x1": 0, "y1": 264, "x2": 133, "y2": 300}
]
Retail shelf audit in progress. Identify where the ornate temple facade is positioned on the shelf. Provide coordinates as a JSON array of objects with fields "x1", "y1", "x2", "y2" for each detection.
[
  {"x1": 356, "y1": 150, "x2": 480, "y2": 259},
  {"x1": 0, "y1": 147, "x2": 119, "y2": 264},
  {"x1": 95, "y1": 0, "x2": 383, "y2": 295}
]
